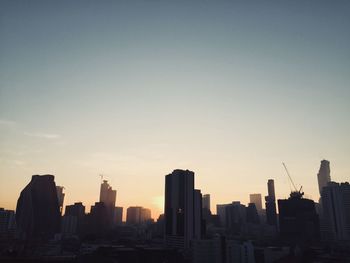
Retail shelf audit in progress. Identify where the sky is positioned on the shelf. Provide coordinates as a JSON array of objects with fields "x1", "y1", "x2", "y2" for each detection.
[{"x1": 0, "y1": 0, "x2": 349, "y2": 220}]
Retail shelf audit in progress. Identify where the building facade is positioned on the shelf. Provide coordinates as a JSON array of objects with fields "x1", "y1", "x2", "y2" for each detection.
[
  {"x1": 321, "y1": 182, "x2": 350, "y2": 241},
  {"x1": 249, "y1": 194, "x2": 262, "y2": 214},
  {"x1": 16, "y1": 174, "x2": 61, "y2": 240},
  {"x1": 317, "y1": 160, "x2": 331, "y2": 195},
  {"x1": 164, "y1": 169, "x2": 202, "y2": 249}
]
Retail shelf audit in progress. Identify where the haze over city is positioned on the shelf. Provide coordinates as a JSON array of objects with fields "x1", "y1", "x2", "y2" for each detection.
[{"x1": 1, "y1": 0, "x2": 350, "y2": 221}]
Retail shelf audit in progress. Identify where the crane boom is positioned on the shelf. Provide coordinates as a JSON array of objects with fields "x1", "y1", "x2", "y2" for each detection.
[{"x1": 282, "y1": 162, "x2": 298, "y2": 192}]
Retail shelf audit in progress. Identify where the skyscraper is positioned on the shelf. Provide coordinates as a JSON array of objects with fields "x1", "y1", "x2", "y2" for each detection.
[
  {"x1": 246, "y1": 203, "x2": 260, "y2": 224},
  {"x1": 114, "y1": 206, "x2": 123, "y2": 225},
  {"x1": 194, "y1": 189, "x2": 203, "y2": 239},
  {"x1": 321, "y1": 182, "x2": 350, "y2": 241},
  {"x1": 126, "y1": 206, "x2": 152, "y2": 224},
  {"x1": 225, "y1": 202, "x2": 247, "y2": 235},
  {"x1": 249, "y1": 193, "x2": 262, "y2": 214},
  {"x1": 278, "y1": 193, "x2": 320, "y2": 244},
  {"x1": 216, "y1": 204, "x2": 229, "y2": 227},
  {"x1": 16, "y1": 175, "x2": 61, "y2": 240},
  {"x1": 99, "y1": 180, "x2": 117, "y2": 226},
  {"x1": 202, "y1": 194, "x2": 211, "y2": 212},
  {"x1": 267, "y1": 179, "x2": 275, "y2": 199},
  {"x1": 56, "y1": 186, "x2": 65, "y2": 215},
  {"x1": 64, "y1": 202, "x2": 86, "y2": 236},
  {"x1": 265, "y1": 179, "x2": 277, "y2": 226},
  {"x1": 99, "y1": 180, "x2": 117, "y2": 209},
  {"x1": 88, "y1": 202, "x2": 109, "y2": 234},
  {"x1": 164, "y1": 169, "x2": 202, "y2": 249},
  {"x1": 317, "y1": 160, "x2": 331, "y2": 195}
]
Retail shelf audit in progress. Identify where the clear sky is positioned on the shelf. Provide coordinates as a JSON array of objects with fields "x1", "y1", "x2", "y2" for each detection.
[{"x1": 1, "y1": 0, "x2": 349, "y2": 220}]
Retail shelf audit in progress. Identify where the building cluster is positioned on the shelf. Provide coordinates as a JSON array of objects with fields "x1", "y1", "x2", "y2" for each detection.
[{"x1": 0, "y1": 159, "x2": 349, "y2": 262}]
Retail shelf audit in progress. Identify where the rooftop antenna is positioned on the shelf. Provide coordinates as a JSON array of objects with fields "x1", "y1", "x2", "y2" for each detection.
[{"x1": 99, "y1": 174, "x2": 104, "y2": 183}]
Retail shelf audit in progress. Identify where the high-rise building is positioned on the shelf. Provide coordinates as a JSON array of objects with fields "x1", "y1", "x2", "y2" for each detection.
[
  {"x1": 267, "y1": 179, "x2": 275, "y2": 199},
  {"x1": 202, "y1": 194, "x2": 211, "y2": 212},
  {"x1": 265, "y1": 179, "x2": 277, "y2": 226},
  {"x1": 321, "y1": 182, "x2": 350, "y2": 241},
  {"x1": 194, "y1": 189, "x2": 203, "y2": 239},
  {"x1": 100, "y1": 180, "x2": 117, "y2": 209},
  {"x1": 278, "y1": 193, "x2": 320, "y2": 244},
  {"x1": 16, "y1": 175, "x2": 61, "y2": 240},
  {"x1": 126, "y1": 206, "x2": 141, "y2": 224},
  {"x1": 164, "y1": 169, "x2": 202, "y2": 249},
  {"x1": 99, "y1": 180, "x2": 117, "y2": 226},
  {"x1": 114, "y1": 206, "x2": 123, "y2": 225},
  {"x1": 246, "y1": 203, "x2": 260, "y2": 224},
  {"x1": 217, "y1": 204, "x2": 229, "y2": 227},
  {"x1": 249, "y1": 193, "x2": 263, "y2": 214},
  {"x1": 0, "y1": 208, "x2": 16, "y2": 239},
  {"x1": 317, "y1": 160, "x2": 331, "y2": 195},
  {"x1": 225, "y1": 202, "x2": 247, "y2": 235},
  {"x1": 141, "y1": 207, "x2": 152, "y2": 222},
  {"x1": 65, "y1": 202, "x2": 85, "y2": 219},
  {"x1": 64, "y1": 202, "x2": 85, "y2": 235},
  {"x1": 126, "y1": 206, "x2": 152, "y2": 224},
  {"x1": 88, "y1": 202, "x2": 109, "y2": 234},
  {"x1": 56, "y1": 186, "x2": 65, "y2": 215}
]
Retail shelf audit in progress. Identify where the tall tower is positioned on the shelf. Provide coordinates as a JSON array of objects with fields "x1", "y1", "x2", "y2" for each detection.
[
  {"x1": 99, "y1": 180, "x2": 117, "y2": 209},
  {"x1": 317, "y1": 160, "x2": 331, "y2": 195},
  {"x1": 265, "y1": 179, "x2": 277, "y2": 226},
  {"x1": 99, "y1": 180, "x2": 117, "y2": 226},
  {"x1": 249, "y1": 193, "x2": 262, "y2": 214},
  {"x1": 164, "y1": 169, "x2": 201, "y2": 249},
  {"x1": 267, "y1": 179, "x2": 275, "y2": 199}
]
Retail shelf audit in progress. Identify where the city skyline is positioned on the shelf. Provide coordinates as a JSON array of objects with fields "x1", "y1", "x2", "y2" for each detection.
[
  {"x1": 0, "y1": 159, "x2": 346, "y2": 221},
  {"x1": 1, "y1": 0, "x2": 350, "y2": 220}
]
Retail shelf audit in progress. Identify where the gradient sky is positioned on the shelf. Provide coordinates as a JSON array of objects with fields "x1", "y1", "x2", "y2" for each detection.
[{"x1": 1, "y1": 0, "x2": 349, "y2": 220}]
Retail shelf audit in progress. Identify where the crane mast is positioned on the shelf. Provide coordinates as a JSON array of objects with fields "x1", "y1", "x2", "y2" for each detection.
[{"x1": 282, "y1": 162, "x2": 304, "y2": 198}]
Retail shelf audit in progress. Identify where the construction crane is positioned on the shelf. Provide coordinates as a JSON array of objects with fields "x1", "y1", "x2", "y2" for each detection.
[{"x1": 282, "y1": 162, "x2": 304, "y2": 198}]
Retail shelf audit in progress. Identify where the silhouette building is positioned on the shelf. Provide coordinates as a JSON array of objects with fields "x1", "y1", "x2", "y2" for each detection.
[
  {"x1": 202, "y1": 194, "x2": 210, "y2": 212},
  {"x1": 164, "y1": 169, "x2": 202, "y2": 249},
  {"x1": 217, "y1": 204, "x2": 229, "y2": 227},
  {"x1": 278, "y1": 193, "x2": 320, "y2": 244},
  {"x1": 0, "y1": 208, "x2": 16, "y2": 239},
  {"x1": 100, "y1": 180, "x2": 117, "y2": 209},
  {"x1": 88, "y1": 202, "x2": 109, "y2": 234},
  {"x1": 265, "y1": 179, "x2": 277, "y2": 226},
  {"x1": 246, "y1": 203, "x2": 260, "y2": 224},
  {"x1": 225, "y1": 202, "x2": 247, "y2": 235},
  {"x1": 56, "y1": 186, "x2": 65, "y2": 215},
  {"x1": 65, "y1": 202, "x2": 85, "y2": 219},
  {"x1": 249, "y1": 193, "x2": 262, "y2": 214},
  {"x1": 16, "y1": 174, "x2": 61, "y2": 240},
  {"x1": 194, "y1": 189, "x2": 204, "y2": 237},
  {"x1": 321, "y1": 181, "x2": 350, "y2": 241},
  {"x1": 114, "y1": 206, "x2": 123, "y2": 225},
  {"x1": 126, "y1": 206, "x2": 152, "y2": 224},
  {"x1": 63, "y1": 202, "x2": 86, "y2": 235},
  {"x1": 317, "y1": 160, "x2": 331, "y2": 195},
  {"x1": 202, "y1": 194, "x2": 211, "y2": 224},
  {"x1": 99, "y1": 180, "x2": 117, "y2": 226}
]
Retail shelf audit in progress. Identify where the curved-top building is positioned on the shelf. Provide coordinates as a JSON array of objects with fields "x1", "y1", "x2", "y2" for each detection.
[{"x1": 16, "y1": 174, "x2": 61, "y2": 240}]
